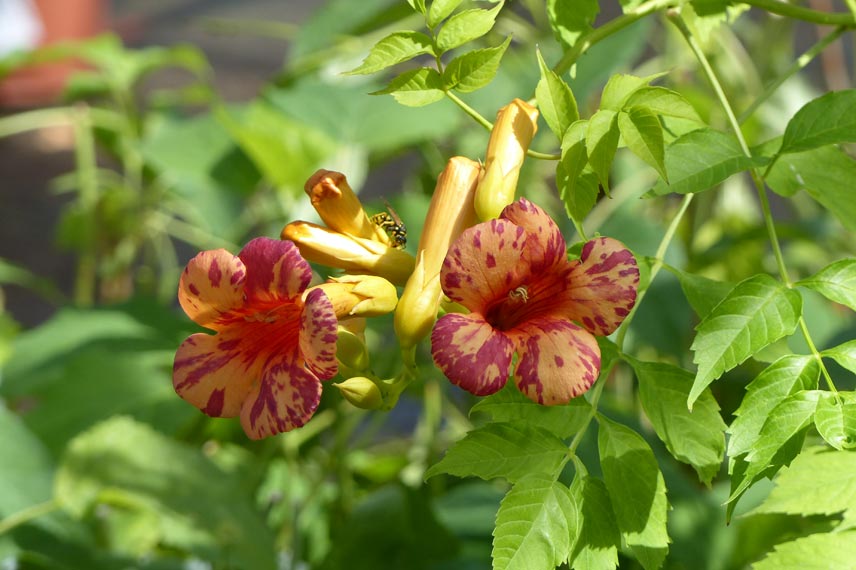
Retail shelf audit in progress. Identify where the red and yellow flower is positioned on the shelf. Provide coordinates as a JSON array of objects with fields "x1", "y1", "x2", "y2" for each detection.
[
  {"x1": 172, "y1": 237, "x2": 338, "y2": 439},
  {"x1": 430, "y1": 198, "x2": 639, "y2": 405}
]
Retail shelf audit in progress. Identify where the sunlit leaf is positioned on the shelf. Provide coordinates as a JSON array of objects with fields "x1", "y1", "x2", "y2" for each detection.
[
  {"x1": 814, "y1": 391, "x2": 856, "y2": 450},
  {"x1": 346, "y1": 31, "x2": 434, "y2": 75},
  {"x1": 753, "y1": 530, "x2": 856, "y2": 569},
  {"x1": 569, "y1": 477, "x2": 620, "y2": 570},
  {"x1": 536, "y1": 48, "x2": 579, "y2": 139},
  {"x1": 618, "y1": 107, "x2": 667, "y2": 180},
  {"x1": 425, "y1": 422, "x2": 569, "y2": 483},
  {"x1": 625, "y1": 87, "x2": 703, "y2": 122},
  {"x1": 779, "y1": 90, "x2": 856, "y2": 154},
  {"x1": 427, "y1": 0, "x2": 464, "y2": 27},
  {"x1": 492, "y1": 475, "x2": 577, "y2": 570},
  {"x1": 442, "y1": 37, "x2": 510, "y2": 93},
  {"x1": 597, "y1": 416, "x2": 669, "y2": 568},
  {"x1": 599, "y1": 73, "x2": 665, "y2": 112},
  {"x1": 547, "y1": 0, "x2": 599, "y2": 48},
  {"x1": 821, "y1": 340, "x2": 856, "y2": 376},
  {"x1": 557, "y1": 121, "x2": 597, "y2": 223},
  {"x1": 796, "y1": 259, "x2": 856, "y2": 312},
  {"x1": 689, "y1": 274, "x2": 802, "y2": 408},
  {"x1": 629, "y1": 359, "x2": 726, "y2": 485},
  {"x1": 373, "y1": 67, "x2": 446, "y2": 106},
  {"x1": 586, "y1": 109, "x2": 619, "y2": 193},
  {"x1": 436, "y1": 3, "x2": 502, "y2": 53}
]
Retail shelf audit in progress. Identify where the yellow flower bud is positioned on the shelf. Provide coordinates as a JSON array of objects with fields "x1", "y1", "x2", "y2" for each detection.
[
  {"x1": 474, "y1": 98, "x2": 540, "y2": 221},
  {"x1": 336, "y1": 325, "x2": 370, "y2": 372},
  {"x1": 313, "y1": 274, "x2": 399, "y2": 319},
  {"x1": 395, "y1": 157, "x2": 481, "y2": 348},
  {"x1": 304, "y1": 169, "x2": 391, "y2": 246},
  {"x1": 282, "y1": 221, "x2": 415, "y2": 285},
  {"x1": 335, "y1": 376, "x2": 383, "y2": 410}
]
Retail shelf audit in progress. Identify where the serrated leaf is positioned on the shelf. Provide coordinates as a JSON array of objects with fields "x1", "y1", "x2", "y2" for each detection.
[
  {"x1": 752, "y1": 445, "x2": 856, "y2": 519},
  {"x1": 821, "y1": 340, "x2": 856, "y2": 376},
  {"x1": 766, "y1": 145, "x2": 856, "y2": 232},
  {"x1": 570, "y1": 477, "x2": 620, "y2": 570},
  {"x1": 814, "y1": 391, "x2": 856, "y2": 450},
  {"x1": 470, "y1": 382, "x2": 591, "y2": 439},
  {"x1": 427, "y1": 0, "x2": 464, "y2": 27},
  {"x1": 599, "y1": 73, "x2": 665, "y2": 111},
  {"x1": 597, "y1": 416, "x2": 669, "y2": 564},
  {"x1": 625, "y1": 87, "x2": 703, "y2": 122},
  {"x1": 729, "y1": 390, "x2": 820, "y2": 502},
  {"x1": 492, "y1": 475, "x2": 577, "y2": 570},
  {"x1": 630, "y1": 359, "x2": 726, "y2": 485},
  {"x1": 373, "y1": 67, "x2": 445, "y2": 106},
  {"x1": 669, "y1": 267, "x2": 734, "y2": 319},
  {"x1": 547, "y1": 0, "x2": 599, "y2": 48},
  {"x1": 728, "y1": 355, "x2": 820, "y2": 459},
  {"x1": 779, "y1": 90, "x2": 856, "y2": 154},
  {"x1": 796, "y1": 258, "x2": 856, "y2": 312},
  {"x1": 443, "y1": 37, "x2": 510, "y2": 93},
  {"x1": 689, "y1": 274, "x2": 802, "y2": 408},
  {"x1": 586, "y1": 109, "x2": 620, "y2": 193},
  {"x1": 347, "y1": 31, "x2": 434, "y2": 75},
  {"x1": 651, "y1": 128, "x2": 768, "y2": 195},
  {"x1": 436, "y1": 3, "x2": 502, "y2": 53},
  {"x1": 425, "y1": 422, "x2": 569, "y2": 482},
  {"x1": 753, "y1": 530, "x2": 856, "y2": 570},
  {"x1": 557, "y1": 121, "x2": 597, "y2": 223},
  {"x1": 618, "y1": 107, "x2": 667, "y2": 181},
  {"x1": 536, "y1": 48, "x2": 579, "y2": 139}
]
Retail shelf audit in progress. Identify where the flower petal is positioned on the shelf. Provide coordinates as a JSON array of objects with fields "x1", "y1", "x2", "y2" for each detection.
[
  {"x1": 431, "y1": 312, "x2": 513, "y2": 396},
  {"x1": 300, "y1": 287, "x2": 338, "y2": 380},
  {"x1": 508, "y1": 317, "x2": 601, "y2": 405},
  {"x1": 441, "y1": 219, "x2": 532, "y2": 311},
  {"x1": 240, "y1": 355, "x2": 322, "y2": 439},
  {"x1": 178, "y1": 249, "x2": 246, "y2": 328},
  {"x1": 500, "y1": 198, "x2": 566, "y2": 271},
  {"x1": 565, "y1": 237, "x2": 639, "y2": 335},
  {"x1": 173, "y1": 331, "x2": 257, "y2": 417},
  {"x1": 239, "y1": 237, "x2": 312, "y2": 304}
]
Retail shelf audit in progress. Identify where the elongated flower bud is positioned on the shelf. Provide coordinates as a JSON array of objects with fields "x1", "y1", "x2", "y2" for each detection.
[
  {"x1": 335, "y1": 376, "x2": 383, "y2": 410},
  {"x1": 474, "y1": 99, "x2": 539, "y2": 221},
  {"x1": 304, "y1": 169, "x2": 391, "y2": 246},
  {"x1": 395, "y1": 157, "x2": 481, "y2": 348},
  {"x1": 282, "y1": 221, "x2": 415, "y2": 285},
  {"x1": 312, "y1": 274, "x2": 398, "y2": 319}
]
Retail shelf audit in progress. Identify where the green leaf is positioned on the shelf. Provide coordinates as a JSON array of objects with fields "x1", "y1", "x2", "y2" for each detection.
[
  {"x1": 814, "y1": 391, "x2": 856, "y2": 450},
  {"x1": 779, "y1": 90, "x2": 856, "y2": 154},
  {"x1": 424, "y1": 422, "x2": 569, "y2": 482},
  {"x1": 630, "y1": 359, "x2": 726, "y2": 485},
  {"x1": 669, "y1": 267, "x2": 734, "y2": 319},
  {"x1": 625, "y1": 87, "x2": 703, "y2": 122},
  {"x1": 0, "y1": 403, "x2": 54, "y2": 518},
  {"x1": 796, "y1": 259, "x2": 856, "y2": 312},
  {"x1": 436, "y1": 3, "x2": 502, "y2": 53},
  {"x1": 597, "y1": 416, "x2": 669, "y2": 566},
  {"x1": 822, "y1": 340, "x2": 856, "y2": 376},
  {"x1": 55, "y1": 417, "x2": 277, "y2": 569},
  {"x1": 729, "y1": 390, "x2": 820, "y2": 502},
  {"x1": 427, "y1": 0, "x2": 464, "y2": 27},
  {"x1": 569, "y1": 477, "x2": 620, "y2": 570},
  {"x1": 557, "y1": 121, "x2": 598, "y2": 223},
  {"x1": 618, "y1": 107, "x2": 667, "y2": 180},
  {"x1": 536, "y1": 48, "x2": 579, "y2": 139},
  {"x1": 547, "y1": 0, "x2": 599, "y2": 48},
  {"x1": 0, "y1": 258, "x2": 64, "y2": 303},
  {"x1": 599, "y1": 73, "x2": 665, "y2": 111},
  {"x1": 442, "y1": 37, "x2": 510, "y2": 93},
  {"x1": 652, "y1": 128, "x2": 768, "y2": 195},
  {"x1": 346, "y1": 31, "x2": 434, "y2": 75},
  {"x1": 586, "y1": 109, "x2": 620, "y2": 193},
  {"x1": 373, "y1": 67, "x2": 445, "y2": 107},
  {"x1": 766, "y1": 145, "x2": 856, "y2": 232},
  {"x1": 753, "y1": 530, "x2": 856, "y2": 570},
  {"x1": 492, "y1": 475, "x2": 577, "y2": 570},
  {"x1": 409, "y1": 0, "x2": 427, "y2": 13},
  {"x1": 689, "y1": 274, "x2": 803, "y2": 408},
  {"x1": 727, "y1": 355, "x2": 820, "y2": 459},
  {"x1": 470, "y1": 382, "x2": 591, "y2": 439},
  {"x1": 752, "y1": 446, "x2": 856, "y2": 519}
]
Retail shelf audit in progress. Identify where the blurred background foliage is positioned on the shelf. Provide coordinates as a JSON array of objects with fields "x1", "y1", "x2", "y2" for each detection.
[{"x1": 0, "y1": 0, "x2": 854, "y2": 568}]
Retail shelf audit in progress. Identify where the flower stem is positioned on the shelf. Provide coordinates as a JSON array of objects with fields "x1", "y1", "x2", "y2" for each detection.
[
  {"x1": 742, "y1": 0, "x2": 856, "y2": 26},
  {"x1": 568, "y1": 358, "x2": 613, "y2": 454},
  {"x1": 72, "y1": 105, "x2": 98, "y2": 307},
  {"x1": 444, "y1": 91, "x2": 493, "y2": 130},
  {"x1": 668, "y1": 10, "x2": 838, "y2": 393},
  {"x1": 0, "y1": 499, "x2": 59, "y2": 536}
]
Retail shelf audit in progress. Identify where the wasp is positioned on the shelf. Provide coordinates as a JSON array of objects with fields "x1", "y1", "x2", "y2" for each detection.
[{"x1": 370, "y1": 200, "x2": 407, "y2": 249}]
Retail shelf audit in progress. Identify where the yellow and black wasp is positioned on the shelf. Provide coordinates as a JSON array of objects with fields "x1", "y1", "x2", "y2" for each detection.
[{"x1": 370, "y1": 200, "x2": 407, "y2": 249}]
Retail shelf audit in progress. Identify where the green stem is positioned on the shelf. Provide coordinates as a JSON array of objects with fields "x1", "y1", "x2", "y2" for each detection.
[
  {"x1": 669, "y1": 11, "x2": 838, "y2": 392},
  {"x1": 568, "y1": 360, "x2": 612, "y2": 454},
  {"x1": 739, "y1": 26, "x2": 847, "y2": 124},
  {"x1": 615, "y1": 193, "x2": 694, "y2": 352},
  {"x1": 72, "y1": 105, "x2": 99, "y2": 307},
  {"x1": 0, "y1": 500, "x2": 59, "y2": 535},
  {"x1": 742, "y1": 0, "x2": 856, "y2": 26},
  {"x1": 444, "y1": 91, "x2": 492, "y2": 130}
]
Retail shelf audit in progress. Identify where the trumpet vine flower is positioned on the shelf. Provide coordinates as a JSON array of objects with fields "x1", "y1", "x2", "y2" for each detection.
[
  {"x1": 173, "y1": 237, "x2": 338, "y2": 439},
  {"x1": 431, "y1": 199, "x2": 639, "y2": 405}
]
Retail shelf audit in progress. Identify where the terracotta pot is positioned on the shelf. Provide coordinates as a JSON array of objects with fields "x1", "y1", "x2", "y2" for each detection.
[{"x1": 0, "y1": 0, "x2": 107, "y2": 108}]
